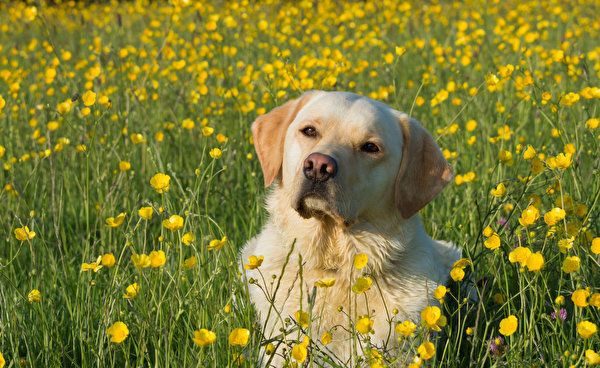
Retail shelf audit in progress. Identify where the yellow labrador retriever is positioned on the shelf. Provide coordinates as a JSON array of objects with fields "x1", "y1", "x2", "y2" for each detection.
[{"x1": 241, "y1": 91, "x2": 461, "y2": 365}]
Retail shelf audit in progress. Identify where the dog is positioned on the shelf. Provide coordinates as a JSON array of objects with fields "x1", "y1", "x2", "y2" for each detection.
[{"x1": 241, "y1": 91, "x2": 461, "y2": 366}]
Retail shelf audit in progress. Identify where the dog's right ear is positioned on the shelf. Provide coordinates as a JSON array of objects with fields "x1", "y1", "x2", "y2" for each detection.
[{"x1": 251, "y1": 92, "x2": 316, "y2": 187}]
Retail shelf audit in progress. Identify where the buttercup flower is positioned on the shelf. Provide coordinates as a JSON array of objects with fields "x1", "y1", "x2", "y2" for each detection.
[
  {"x1": 354, "y1": 253, "x2": 368, "y2": 269},
  {"x1": 356, "y1": 315, "x2": 374, "y2": 334},
  {"x1": 244, "y1": 255, "x2": 264, "y2": 270},
  {"x1": 572, "y1": 289, "x2": 590, "y2": 307},
  {"x1": 433, "y1": 285, "x2": 447, "y2": 300},
  {"x1": 28, "y1": 289, "x2": 41, "y2": 303},
  {"x1": 182, "y1": 232, "x2": 195, "y2": 245},
  {"x1": 484, "y1": 233, "x2": 501, "y2": 250},
  {"x1": 544, "y1": 208, "x2": 565, "y2": 226},
  {"x1": 321, "y1": 331, "x2": 332, "y2": 345},
  {"x1": 586, "y1": 350, "x2": 600, "y2": 365},
  {"x1": 150, "y1": 173, "x2": 170, "y2": 193},
  {"x1": 123, "y1": 283, "x2": 139, "y2": 299},
  {"x1": 395, "y1": 320, "x2": 417, "y2": 336},
  {"x1": 499, "y1": 315, "x2": 518, "y2": 336},
  {"x1": 418, "y1": 341, "x2": 435, "y2": 360},
  {"x1": 314, "y1": 278, "x2": 336, "y2": 288},
  {"x1": 352, "y1": 276, "x2": 372, "y2": 294},
  {"x1": 228, "y1": 328, "x2": 250, "y2": 346},
  {"x1": 207, "y1": 236, "x2": 227, "y2": 250},
  {"x1": 518, "y1": 206, "x2": 539, "y2": 226},
  {"x1": 490, "y1": 183, "x2": 506, "y2": 197},
  {"x1": 101, "y1": 253, "x2": 116, "y2": 267},
  {"x1": 163, "y1": 215, "x2": 184, "y2": 231},
  {"x1": 562, "y1": 256, "x2": 580, "y2": 273},
  {"x1": 81, "y1": 256, "x2": 103, "y2": 272},
  {"x1": 509, "y1": 246, "x2": 531, "y2": 264},
  {"x1": 578, "y1": 321, "x2": 598, "y2": 339},
  {"x1": 209, "y1": 148, "x2": 222, "y2": 158},
  {"x1": 14, "y1": 226, "x2": 36, "y2": 241},
  {"x1": 149, "y1": 250, "x2": 166, "y2": 267},
  {"x1": 295, "y1": 310, "x2": 310, "y2": 328},
  {"x1": 182, "y1": 256, "x2": 197, "y2": 269},
  {"x1": 82, "y1": 90, "x2": 96, "y2": 106},
  {"x1": 193, "y1": 329, "x2": 216, "y2": 347},
  {"x1": 525, "y1": 252, "x2": 544, "y2": 272},
  {"x1": 131, "y1": 253, "x2": 151, "y2": 268},
  {"x1": 105, "y1": 212, "x2": 126, "y2": 227},
  {"x1": 138, "y1": 206, "x2": 153, "y2": 219},
  {"x1": 450, "y1": 267, "x2": 465, "y2": 281},
  {"x1": 107, "y1": 322, "x2": 129, "y2": 343}
]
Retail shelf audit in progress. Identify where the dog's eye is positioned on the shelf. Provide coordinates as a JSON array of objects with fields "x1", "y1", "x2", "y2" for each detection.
[
  {"x1": 361, "y1": 142, "x2": 380, "y2": 153},
  {"x1": 301, "y1": 126, "x2": 317, "y2": 137}
]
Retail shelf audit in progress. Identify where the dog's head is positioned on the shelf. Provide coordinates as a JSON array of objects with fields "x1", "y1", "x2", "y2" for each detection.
[{"x1": 252, "y1": 91, "x2": 453, "y2": 226}]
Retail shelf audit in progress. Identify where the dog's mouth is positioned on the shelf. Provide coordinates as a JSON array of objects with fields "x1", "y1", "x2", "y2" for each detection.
[{"x1": 292, "y1": 181, "x2": 356, "y2": 228}]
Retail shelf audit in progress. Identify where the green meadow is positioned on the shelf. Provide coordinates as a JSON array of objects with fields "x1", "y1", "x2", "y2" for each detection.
[{"x1": 0, "y1": 0, "x2": 599, "y2": 366}]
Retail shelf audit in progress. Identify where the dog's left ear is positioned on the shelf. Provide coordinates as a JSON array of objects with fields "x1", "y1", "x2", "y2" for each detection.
[
  {"x1": 251, "y1": 92, "x2": 317, "y2": 187},
  {"x1": 394, "y1": 114, "x2": 454, "y2": 219}
]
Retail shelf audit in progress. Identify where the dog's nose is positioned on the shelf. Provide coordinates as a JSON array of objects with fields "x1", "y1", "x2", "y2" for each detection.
[{"x1": 303, "y1": 153, "x2": 338, "y2": 181}]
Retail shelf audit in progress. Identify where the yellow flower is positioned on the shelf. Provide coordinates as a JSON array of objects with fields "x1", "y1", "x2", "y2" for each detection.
[
  {"x1": 14, "y1": 226, "x2": 36, "y2": 241},
  {"x1": 321, "y1": 332, "x2": 332, "y2": 345},
  {"x1": 207, "y1": 236, "x2": 227, "y2": 250},
  {"x1": 131, "y1": 253, "x2": 151, "y2": 268},
  {"x1": 228, "y1": 328, "x2": 250, "y2": 346},
  {"x1": 294, "y1": 310, "x2": 310, "y2": 328},
  {"x1": 202, "y1": 126, "x2": 214, "y2": 136},
  {"x1": 82, "y1": 90, "x2": 96, "y2": 106},
  {"x1": 490, "y1": 183, "x2": 506, "y2": 197},
  {"x1": 465, "y1": 119, "x2": 477, "y2": 131},
  {"x1": 150, "y1": 173, "x2": 170, "y2": 193},
  {"x1": 107, "y1": 321, "x2": 129, "y2": 343},
  {"x1": 555, "y1": 296, "x2": 565, "y2": 305},
  {"x1": 395, "y1": 320, "x2": 417, "y2": 336},
  {"x1": 531, "y1": 157, "x2": 545, "y2": 174},
  {"x1": 130, "y1": 133, "x2": 146, "y2": 144},
  {"x1": 450, "y1": 267, "x2": 465, "y2": 281},
  {"x1": 119, "y1": 161, "x2": 131, "y2": 172},
  {"x1": 578, "y1": 321, "x2": 598, "y2": 339},
  {"x1": 0, "y1": 144, "x2": 4, "y2": 158},
  {"x1": 81, "y1": 256, "x2": 103, "y2": 272},
  {"x1": 592, "y1": 238, "x2": 600, "y2": 254},
  {"x1": 499, "y1": 315, "x2": 518, "y2": 336},
  {"x1": 105, "y1": 212, "x2": 126, "y2": 227},
  {"x1": 182, "y1": 232, "x2": 195, "y2": 245},
  {"x1": 586, "y1": 350, "x2": 600, "y2": 365},
  {"x1": 544, "y1": 208, "x2": 565, "y2": 226},
  {"x1": 209, "y1": 148, "x2": 222, "y2": 159},
  {"x1": 525, "y1": 252, "x2": 544, "y2": 272},
  {"x1": 554, "y1": 153, "x2": 572, "y2": 170},
  {"x1": 562, "y1": 256, "x2": 580, "y2": 273},
  {"x1": 558, "y1": 237, "x2": 575, "y2": 253},
  {"x1": 314, "y1": 278, "x2": 336, "y2": 288},
  {"x1": 0, "y1": 351, "x2": 4, "y2": 368},
  {"x1": 433, "y1": 285, "x2": 447, "y2": 299},
  {"x1": 291, "y1": 342, "x2": 308, "y2": 363},
  {"x1": 265, "y1": 343, "x2": 275, "y2": 355},
  {"x1": 509, "y1": 246, "x2": 531, "y2": 264},
  {"x1": 498, "y1": 150, "x2": 513, "y2": 166},
  {"x1": 181, "y1": 118, "x2": 195, "y2": 130},
  {"x1": 28, "y1": 289, "x2": 41, "y2": 303},
  {"x1": 484, "y1": 233, "x2": 501, "y2": 250},
  {"x1": 244, "y1": 255, "x2": 264, "y2": 269},
  {"x1": 466, "y1": 327, "x2": 473, "y2": 335},
  {"x1": 591, "y1": 293, "x2": 600, "y2": 309},
  {"x1": 123, "y1": 283, "x2": 139, "y2": 299},
  {"x1": 572, "y1": 289, "x2": 590, "y2": 307},
  {"x1": 421, "y1": 306, "x2": 442, "y2": 330},
  {"x1": 518, "y1": 205, "x2": 539, "y2": 226},
  {"x1": 417, "y1": 341, "x2": 435, "y2": 360},
  {"x1": 0, "y1": 95, "x2": 5, "y2": 110},
  {"x1": 354, "y1": 253, "x2": 368, "y2": 269},
  {"x1": 352, "y1": 276, "x2": 372, "y2": 294},
  {"x1": 193, "y1": 329, "x2": 216, "y2": 347},
  {"x1": 163, "y1": 215, "x2": 184, "y2": 231},
  {"x1": 523, "y1": 145, "x2": 536, "y2": 159},
  {"x1": 101, "y1": 253, "x2": 116, "y2": 267},
  {"x1": 182, "y1": 256, "x2": 197, "y2": 269},
  {"x1": 483, "y1": 226, "x2": 494, "y2": 237},
  {"x1": 138, "y1": 206, "x2": 153, "y2": 219},
  {"x1": 586, "y1": 118, "x2": 599, "y2": 130},
  {"x1": 356, "y1": 315, "x2": 374, "y2": 334},
  {"x1": 560, "y1": 92, "x2": 580, "y2": 107},
  {"x1": 149, "y1": 250, "x2": 166, "y2": 267}
]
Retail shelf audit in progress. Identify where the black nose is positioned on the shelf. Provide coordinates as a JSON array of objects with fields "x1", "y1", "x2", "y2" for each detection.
[{"x1": 303, "y1": 153, "x2": 338, "y2": 181}]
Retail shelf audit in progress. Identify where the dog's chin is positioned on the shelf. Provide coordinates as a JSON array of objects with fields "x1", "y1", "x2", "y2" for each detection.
[{"x1": 293, "y1": 194, "x2": 356, "y2": 228}]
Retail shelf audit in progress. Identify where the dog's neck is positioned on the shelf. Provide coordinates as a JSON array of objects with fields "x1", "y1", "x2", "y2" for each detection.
[{"x1": 265, "y1": 186, "x2": 421, "y2": 276}]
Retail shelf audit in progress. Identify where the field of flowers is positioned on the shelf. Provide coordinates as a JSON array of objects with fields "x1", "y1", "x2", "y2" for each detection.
[{"x1": 0, "y1": 0, "x2": 599, "y2": 366}]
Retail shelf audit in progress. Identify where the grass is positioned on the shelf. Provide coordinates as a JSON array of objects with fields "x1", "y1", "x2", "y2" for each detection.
[{"x1": 0, "y1": 0, "x2": 599, "y2": 367}]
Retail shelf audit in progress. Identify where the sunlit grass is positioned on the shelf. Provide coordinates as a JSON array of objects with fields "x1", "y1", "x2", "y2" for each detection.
[{"x1": 0, "y1": 0, "x2": 599, "y2": 366}]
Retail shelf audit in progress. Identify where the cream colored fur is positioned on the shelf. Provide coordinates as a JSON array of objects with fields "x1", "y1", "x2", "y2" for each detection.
[{"x1": 241, "y1": 91, "x2": 461, "y2": 366}]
